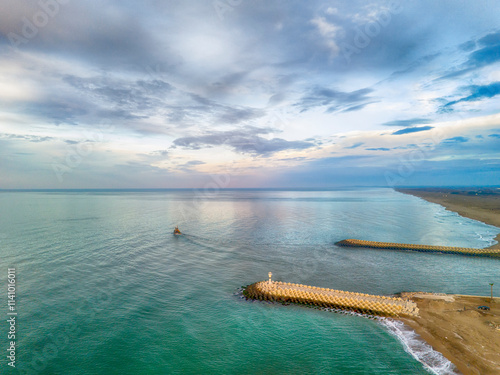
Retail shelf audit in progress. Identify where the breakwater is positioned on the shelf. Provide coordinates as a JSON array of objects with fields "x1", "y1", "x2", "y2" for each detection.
[
  {"x1": 244, "y1": 279, "x2": 419, "y2": 317},
  {"x1": 336, "y1": 239, "x2": 500, "y2": 258}
]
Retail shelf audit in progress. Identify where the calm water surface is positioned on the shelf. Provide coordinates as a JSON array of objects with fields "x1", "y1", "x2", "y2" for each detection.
[{"x1": 0, "y1": 188, "x2": 498, "y2": 374}]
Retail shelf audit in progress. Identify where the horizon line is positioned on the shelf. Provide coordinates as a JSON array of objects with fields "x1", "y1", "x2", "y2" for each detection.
[{"x1": 1, "y1": 185, "x2": 499, "y2": 192}]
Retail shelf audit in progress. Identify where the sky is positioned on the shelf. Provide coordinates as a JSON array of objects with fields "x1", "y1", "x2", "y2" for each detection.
[{"x1": 1, "y1": 0, "x2": 499, "y2": 188}]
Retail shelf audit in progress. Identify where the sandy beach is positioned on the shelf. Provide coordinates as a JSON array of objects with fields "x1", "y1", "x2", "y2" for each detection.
[
  {"x1": 396, "y1": 188, "x2": 500, "y2": 374},
  {"x1": 401, "y1": 293, "x2": 500, "y2": 375},
  {"x1": 397, "y1": 188, "x2": 500, "y2": 249}
]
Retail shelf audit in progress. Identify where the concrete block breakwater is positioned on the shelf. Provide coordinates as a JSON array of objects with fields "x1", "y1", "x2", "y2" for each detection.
[
  {"x1": 244, "y1": 280, "x2": 419, "y2": 317},
  {"x1": 336, "y1": 239, "x2": 500, "y2": 258}
]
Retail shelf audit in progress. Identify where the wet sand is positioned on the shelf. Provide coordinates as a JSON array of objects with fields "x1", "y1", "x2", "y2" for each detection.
[
  {"x1": 396, "y1": 188, "x2": 500, "y2": 249},
  {"x1": 401, "y1": 293, "x2": 500, "y2": 375}
]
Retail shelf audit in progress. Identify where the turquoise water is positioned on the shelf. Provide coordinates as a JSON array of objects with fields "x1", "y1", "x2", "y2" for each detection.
[{"x1": 1, "y1": 188, "x2": 499, "y2": 374}]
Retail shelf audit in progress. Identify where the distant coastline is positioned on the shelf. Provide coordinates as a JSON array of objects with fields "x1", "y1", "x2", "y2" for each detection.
[
  {"x1": 396, "y1": 187, "x2": 500, "y2": 249},
  {"x1": 396, "y1": 187, "x2": 500, "y2": 374}
]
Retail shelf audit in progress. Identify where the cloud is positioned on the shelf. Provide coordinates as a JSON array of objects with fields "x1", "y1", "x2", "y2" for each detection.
[
  {"x1": 173, "y1": 126, "x2": 314, "y2": 155},
  {"x1": 134, "y1": 150, "x2": 169, "y2": 166},
  {"x1": 392, "y1": 126, "x2": 434, "y2": 135},
  {"x1": 58, "y1": 72, "x2": 265, "y2": 132},
  {"x1": 344, "y1": 142, "x2": 364, "y2": 149},
  {"x1": 365, "y1": 147, "x2": 390, "y2": 151},
  {"x1": 312, "y1": 17, "x2": 339, "y2": 36},
  {"x1": 216, "y1": 106, "x2": 265, "y2": 124},
  {"x1": 2, "y1": 2, "x2": 500, "y2": 188},
  {"x1": 441, "y1": 136, "x2": 469, "y2": 144},
  {"x1": 296, "y1": 86, "x2": 373, "y2": 113},
  {"x1": 466, "y1": 45, "x2": 500, "y2": 68},
  {"x1": 442, "y1": 82, "x2": 500, "y2": 111},
  {"x1": 182, "y1": 160, "x2": 205, "y2": 166},
  {"x1": 0, "y1": 1, "x2": 175, "y2": 69},
  {"x1": 439, "y1": 31, "x2": 500, "y2": 80},
  {"x1": 21, "y1": 100, "x2": 90, "y2": 125},
  {"x1": 311, "y1": 16, "x2": 341, "y2": 55},
  {"x1": 63, "y1": 75, "x2": 173, "y2": 112},
  {"x1": 325, "y1": 7, "x2": 338, "y2": 15},
  {"x1": 459, "y1": 40, "x2": 476, "y2": 52},
  {"x1": 150, "y1": 150, "x2": 169, "y2": 157},
  {"x1": 477, "y1": 31, "x2": 500, "y2": 47},
  {"x1": 340, "y1": 102, "x2": 377, "y2": 113},
  {"x1": 382, "y1": 118, "x2": 431, "y2": 127},
  {"x1": 178, "y1": 160, "x2": 206, "y2": 171},
  {"x1": 0, "y1": 133, "x2": 54, "y2": 143},
  {"x1": 488, "y1": 133, "x2": 500, "y2": 138}
]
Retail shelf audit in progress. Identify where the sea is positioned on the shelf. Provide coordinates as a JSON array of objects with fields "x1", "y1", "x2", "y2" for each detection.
[{"x1": 1, "y1": 188, "x2": 499, "y2": 375}]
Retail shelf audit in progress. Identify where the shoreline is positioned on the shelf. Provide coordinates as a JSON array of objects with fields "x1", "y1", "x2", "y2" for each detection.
[
  {"x1": 396, "y1": 188, "x2": 500, "y2": 249},
  {"x1": 395, "y1": 188, "x2": 500, "y2": 374},
  {"x1": 399, "y1": 293, "x2": 500, "y2": 375}
]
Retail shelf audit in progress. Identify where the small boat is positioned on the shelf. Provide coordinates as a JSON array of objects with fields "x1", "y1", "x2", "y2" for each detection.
[{"x1": 173, "y1": 226, "x2": 182, "y2": 235}]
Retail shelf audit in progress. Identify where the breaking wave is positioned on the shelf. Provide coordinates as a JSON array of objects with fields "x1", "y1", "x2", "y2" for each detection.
[{"x1": 380, "y1": 319, "x2": 460, "y2": 375}]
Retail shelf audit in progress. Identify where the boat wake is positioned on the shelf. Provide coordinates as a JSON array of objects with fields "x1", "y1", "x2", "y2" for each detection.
[{"x1": 380, "y1": 319, "x2": 460, "y2": 375}]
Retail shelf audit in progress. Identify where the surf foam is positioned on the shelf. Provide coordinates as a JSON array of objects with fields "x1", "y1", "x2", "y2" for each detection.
[{"x1": 380, "y1": 319, "x2": 460, "y2": 375}]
